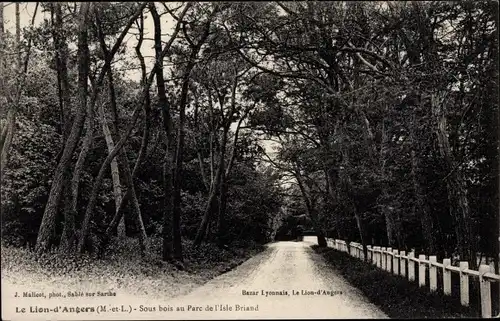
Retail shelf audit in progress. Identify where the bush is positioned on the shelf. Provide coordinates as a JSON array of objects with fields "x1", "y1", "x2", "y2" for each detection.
[{"x1": 1, "y1": 116, "x2": 60, "y2": 246}]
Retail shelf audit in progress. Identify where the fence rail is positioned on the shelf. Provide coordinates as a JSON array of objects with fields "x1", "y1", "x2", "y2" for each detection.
[{"x1": 326, "y1": 238, "x2": 499, "y2": 318}]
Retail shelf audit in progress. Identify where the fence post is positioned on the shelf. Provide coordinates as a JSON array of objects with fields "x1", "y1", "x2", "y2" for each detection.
[
  {"x1": 393, "y1": 249, "x2": 399, "y2": 275},
  {"x1": 367, "y1": 246, "x2": 372, "y2": 263},
  {"x1": 408, "y1": 252, "x2": 415, "y2": 281},
  {"x1": 381, "y1": 247, "x2": 386, "y2": 270},
  {"x1": 375, "y1": 247, "x2": 381, "y2": 267},
  {"x1": 443, "y1": 258, "x2": 451, "y2": 295},
  {"x1": 459, "y1": 261, "x2": 469, "y2": 307},
  {"x1": 479, "y1": 264, "x2": 492, "y2": 318},
  {"x1": 400, "y1": 251, "x2": 406, "y2": 277},
  {"x1": 387, "y1": 247, "x2": 392, "y2": 272},
  {"x1": 418, "y1": 254, "x2": 426, "y2": 287},
  {"x1": 429, "y1": 256, "x2": 437, "y2": 292}
]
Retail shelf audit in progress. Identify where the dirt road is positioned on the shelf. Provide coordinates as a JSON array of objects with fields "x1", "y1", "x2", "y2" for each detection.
[
  {"x1": 2, "y1": 240, "x2": 388, "y2": 320},
  {"x1": 164, "y1": 239, "x2": 388, "y2": 319}
]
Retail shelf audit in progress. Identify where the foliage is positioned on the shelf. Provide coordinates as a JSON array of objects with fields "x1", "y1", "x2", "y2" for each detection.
[
  {"x1": 1, "y1": 116, "x2": 60, "y2": 246},
  {"x1": 0, "y1": 1, "x2": 497, "y2": 273}
]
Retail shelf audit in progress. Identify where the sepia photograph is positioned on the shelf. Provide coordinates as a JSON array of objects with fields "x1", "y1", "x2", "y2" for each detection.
[{"x1": 1, "y1": 1, "x2": 499, "y2": 319}]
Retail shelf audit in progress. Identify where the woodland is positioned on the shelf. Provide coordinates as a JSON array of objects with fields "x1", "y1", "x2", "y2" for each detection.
[{"x1": 0, "y1": 1, "x2": 498, "y2": 274}]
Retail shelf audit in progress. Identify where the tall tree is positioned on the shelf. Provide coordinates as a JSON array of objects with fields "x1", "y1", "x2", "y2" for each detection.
[{"x1": 36, "y1": 2, "x2": 90, "y2": 253}]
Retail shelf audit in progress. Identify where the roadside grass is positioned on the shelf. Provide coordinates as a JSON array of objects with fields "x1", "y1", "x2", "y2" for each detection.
[
  {"x1": 1, "y1": 237, "x2": 265, "y2": 299},
  {"x1": 311, "y1": 245, "x2": 479, "y2": 319}
]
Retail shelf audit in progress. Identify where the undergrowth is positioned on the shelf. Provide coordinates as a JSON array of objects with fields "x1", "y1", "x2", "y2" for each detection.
[{"x1": 1, "y1": 237, "x2": 265, "y2": 298}]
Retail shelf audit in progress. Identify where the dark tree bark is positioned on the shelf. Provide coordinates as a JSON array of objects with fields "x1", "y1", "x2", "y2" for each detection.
[
  {"x1": 80, "y1": 9, "x2": 150, "y2": 255},
  {"x1": 108, "y1": 69, "x2": 148, "y2": 249},
  {"x1": 108, "y1": 12, "x2": 151, "y2": 237},
  {"x1": 49, "y1": 2, "x2": 76, "y2": 251},
  {"x1": 35, "y1": 3, "x2": 91, "y2": 254},
  {"x1": 149, "y1": 3, "x2": 174, "y2": 261},
  {"x1": 70, "y1": 91, "x2": 95, "y2": 236},
  {"x1": 194, "y1": 128, "x2": 228, "y2": 246},
  {"x1": 431, "y1": 93, "x2": 475, "y2": 267},
  {"x1": 39, "y1": 2, "x2": 147, "y2": 254},
  {"x1": 99, "y1": 4, "x2": 191, "y2": 257},
  {"x1": 294, "y1": 164, "x2": 327, "y2": 247},
  {"x1": 172, "y1": 8, "x2": 216, "y2": 256},
  {"x1": 98, "y1": 99, "x2": 123, "y2": 234},
  {"x1": 131, "y1": 12, "x2": 151, "y2": 178},
  {"x1": 409, "y1": 103, "x2": 436, "y2": 254}
]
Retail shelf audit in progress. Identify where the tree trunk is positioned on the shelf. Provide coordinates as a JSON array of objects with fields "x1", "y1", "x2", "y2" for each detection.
[
  {"x1": 339, "y1": 123, "x2": 368, "y2": 256},
  {"x1": 71, "y1": 100, "x2": 94, "y2": 227},
  {"x1": 51, "y1": 2, "x2": 76, "y2": 251},
  {"x1": 98, "y1": 101, "x2": 123, "y2": 237},
  {"x1": 411, "y1": 149, "x2": 435, "y2": 253},
  {"x1": 379, "y1": 117, "x2": 403, "y2": 248},
  {"x1": 99, "y1": 3, "x2": 190, "y2": 256},
  {"x1": 76, "y1": 92, "x2": 147, "y2": 255},
  {"x1": 171, "y1": 14, "x2": 214, "y2": 257},
  {"x1": 35, "y1": 3, "x2": 91, "y2": 254},
  {"x1": 77, "y1": 0, "x2": 186, "y2": 254},
  {"x1": 79, "y1": 66, "x2": 147, "y2": 255},
  {"x1": 152, "y1": 6, "x2": 174, "y2": 261},
  {"x1": 150, "y1": 3, "x2": 174, "y2": 261},
  {"x1": 431, "y1": 93, "x2": 474, "y2": 267},
  {"x1": 324, "y1": 167, "x2": 341, "y2": 239},
  {"x1": 15, "y1": 3, "x2": 20, "y2": 68},
  {"x1": 216, "y1": 98, "x2": 250, "y2": 245},
  {"x1": 408, "y1": 98, "x2": 435, "y2": 253},
  {"x1": 193, "y1": 94, "x2": 210, "y2": 192},
  {"x1": 217, "y1": 163, "x2": 228, "y2": 246},
  {"x1": 131, "y1": 11, "x2": 151, "y2": 178},
  {"x1": 294, "y1": 167, "x2": 327, "y2": 247},
  {"x1": 194, "y1": 134, "x2": 227, "y2": 246},
  {"x1": 52, "y1": 2, "x2": 71, "y2": 137},
  {"x1": 60, "y1": 167, "x2": 76, "y2": 250}
]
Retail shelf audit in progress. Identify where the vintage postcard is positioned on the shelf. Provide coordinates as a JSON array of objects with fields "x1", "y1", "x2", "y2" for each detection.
[{"x1": 1, "y1": 1, "x2": 498, "y2": 320}]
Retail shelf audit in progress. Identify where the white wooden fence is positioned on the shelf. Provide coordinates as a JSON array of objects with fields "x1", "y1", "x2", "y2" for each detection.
[{"x1": 326, "y1": 238, "x2": 500, "y2": 318}]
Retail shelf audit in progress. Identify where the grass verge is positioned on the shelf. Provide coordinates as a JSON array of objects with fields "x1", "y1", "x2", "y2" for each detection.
[
  {"x1": 1, "y1": 237, "x2": 265, "y2": 299},
  {"x1": 311, "y1": 245, "x2": 479, "y2": 319}
]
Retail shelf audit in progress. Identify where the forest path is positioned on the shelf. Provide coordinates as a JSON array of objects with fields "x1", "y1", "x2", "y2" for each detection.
[
  {"x1": 163, "y1": 239, "x2": 388, "y2": 319},
  {"x1": 2, "y1": 240, "x2": 388, "y2": 320}
]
